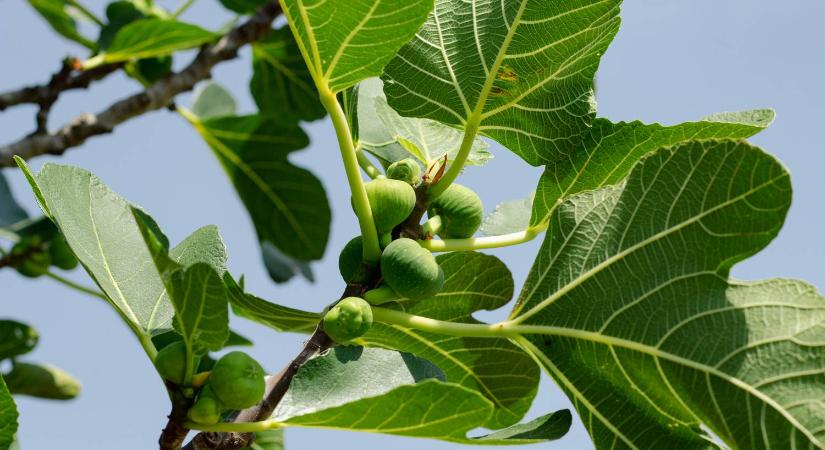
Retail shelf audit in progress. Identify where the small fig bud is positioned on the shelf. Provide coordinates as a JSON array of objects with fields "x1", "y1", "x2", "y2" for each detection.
[
  {"x1": 187, "y1": 385, "x2": 223, "y2": 425},
  {"x1": 323, "y1": 297, "x2": 373, "y2": 343},
  {"x1": 380, "y1": 238, "x2": 444, "y2": 300},
  {"x1": 154, "y1": 341, "x2": 189, "y2": 385},
  {"x1": 386, "y1": 158, "x2": 421, "y2": 185},
  {"x1": 429, "y1": 184, "x2": 483, "y2": 238}
]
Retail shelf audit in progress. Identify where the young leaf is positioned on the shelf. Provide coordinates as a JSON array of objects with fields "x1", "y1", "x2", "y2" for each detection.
[
  {"x1": 225, "y1": 276, "x2": 319, "y2": 334},
  {"x1": 171, "y1": 225, "x2": 228, "y2": 275},
  {"x1": 185, "y1": 113, "x2": 331, "y2": 261},
  {"x1": 251, "y1": 27, "x2": 326, "y2": 122},
  {"x1": 166, "y1": 263, "x2": 230, "y2": 355},
  {"x1": 274, "y1": 347, "x2": 569, "y2": 444},
  {"x1": 0, "y1": 173, "x2": 27, "y2": 228},
  {"x1": 361, "y1": 252, "x2": 539, "y2": 429},
  {"x1": 0, "y1": 321, "x2": 39, "y2": 361},
  {"x1": 88, "y1": 19, "x2": 218, "y2": 67},
  {"x1": 357, "y1": 78, "x2": 491, "y2": 169},
  {"x1": 479, "y1": 193, "x2": 534, "y2": 236},
  {"x1": 191, "y1": 82, "x2": 237, "y2": 120},
  {"x1": 0, "y1": 375, "x2": 18, "y2": 450},
  {"x1": 3, "y1": 362, "x2": 81, "y2": 400},
  {"x1": 26, "y1": 0, "x2": 96, "y2": 50},
  {"x1": 382, "y1": 0, "x2": 621, "y2": 166},
  {"x1": 530, "y1": 110, "x2": 776, "y2": 226},
  {"x1": 511, "y1": 140, "x2": 825, "y2": 449},
  {"x1": 280, "y1": 0, "x2": 434, "y2": 93}
]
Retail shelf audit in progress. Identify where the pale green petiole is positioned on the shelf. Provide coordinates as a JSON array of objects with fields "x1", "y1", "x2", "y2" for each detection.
[
  {"x1": 419, "y1": 223, "x2": 547, "y2": 252},
  {"x1": 44, "y1": 271, "x2": 107, "y2": 301},
  {"x1": 355, "y1": 146, "x2": 382, "y2": 179}
]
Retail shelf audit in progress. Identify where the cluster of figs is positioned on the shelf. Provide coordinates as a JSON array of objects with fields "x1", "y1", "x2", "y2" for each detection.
[
  {"x1": 324, "y1": 158, "x2": 483, "y2": 344},
  {"x1": 155, "y1": 342, "x2": 265, "y2": 425}
]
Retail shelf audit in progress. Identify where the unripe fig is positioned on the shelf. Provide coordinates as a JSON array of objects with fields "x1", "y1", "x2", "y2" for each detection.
[
  {"x1": 380, "y1": 238, "x2": 444, "y2": 300},
  {"x1": 323, "y1": 297, "x2": 373, "y2": 343},
  {"x1": 362, "y1": 178, "x2": 416, "y2": 234},
  {"x1": 4, "y1": 362, "x2": 81, "y2": 400},
  {"x1": 48, "y1": 234, "x2": 78, "y2": 270},
  {"x1": 188, "y1": 385, "x2": 223, "y2": 425},
  {"x1": 429, "y1": 184, "x2": 483, "y2": 238},
  {"x1": 209, "y1": 351, "x2": 265, "y2": 410},
  {"x1": 386, "y1": 158, "x2": 421, "y2": 185},
  {"x1": 155, "y1": 341, "x2": 188, "y2": 384},
  {"x1": 338, "y1": 236, "x2": 363, "y2": 282}
]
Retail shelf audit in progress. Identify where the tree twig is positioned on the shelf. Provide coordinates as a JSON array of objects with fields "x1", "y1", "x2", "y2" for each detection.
[{"x1": 0, "y1": 1, "x2": 283, "y2": 167}]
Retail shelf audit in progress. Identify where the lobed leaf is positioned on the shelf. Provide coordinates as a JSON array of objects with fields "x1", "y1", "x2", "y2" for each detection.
[
  {"x1": 280, "y1": 0, "x2": 434, "y2": 93},
  {"x1": 531, "y1": 110, "x2": 776, "y2": 226},
  {"x1": 357, "y1": 78, "x2": 491, "y2": 169},
  {"x1": 360, "y1": 251, "x2": 539, "y2": 429},
  {"x1": 186, "y1": 113, "x2": 331, "y2": 261},
  {"x1": 383, "y1": 0, "x2": 622, "y2": 166},
  {"x1": 0, "y1": 376, "x2": 17, "y2": 450},
  {"x1": 251, "y1": 27, "x2": 326, "y2": 122},
  {"x1": 480, "y1": 194, "x2": 534, "y2": 236},
  {"x1": 512, "y1": 140, "x2": 825, "y2": 449},
  {"x1": 261, "y1": 241, "x2": 314, "y2": 284}
]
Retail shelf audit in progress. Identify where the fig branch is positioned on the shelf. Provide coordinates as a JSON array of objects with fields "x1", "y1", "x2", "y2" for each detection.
[{"x1": 0, "y1": 1, "x2": 283, "y2": 167}]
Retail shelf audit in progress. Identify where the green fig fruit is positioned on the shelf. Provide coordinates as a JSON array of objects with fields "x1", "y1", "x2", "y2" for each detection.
[
  {"x1": 338, "y1": 236, "x2": 363, "y2": 282},
  {"x1": 380, "y1": 238, "x2": 444, "y2": 300},
  {"x1": 209, "y1": 351, "x2": 265, "y2": 410},
  {"x1": 155, "y1": 341, "x2": 189, "y2": 385},
  {"x1": 362, "y1": 178, "x2": 416, "y2": 235},
  {"x1": 4, "y1": 362, "x2": 81, "y2": 400},
  {"x1": 428, "y1": 184, "x2": 483, "y2": 238},
  {"x1": 323, "y1": 297, "x2": 373, "y2": 343},
  {"x1": 386, "y1": 158, "x2": 421, "y2": 185},
  {"x1": 48, "y1": 234, "x2": 78, "y2": 270},
  {"x1": 187, "y1": 384, "x2": 223, "y2": 425}
]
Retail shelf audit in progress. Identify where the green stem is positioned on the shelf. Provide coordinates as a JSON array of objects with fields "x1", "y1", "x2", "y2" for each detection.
[
  {"x1": 428, "y1": 115, "x2": 480, "y2": 199},
  {"x1": 320, "y1": 90, "x2": 382, "y2": 263},
  {"x1": 372, "y1": 307, "x2": 516, "y2": 338},
  {"x1": 44, "y1": 271, "x2": 107, "y2": 301},
  {"x1": 0, "y1": 229, "x2": 19, "y2": 242},
  {"x1": 356, "y1": 147, "x2": 382, "y2": 179},
  {"x1": 420, "y1": 215, "x2": 443, "y2": 238},
  {"x1": 172, "y1": 0, "x2": 197, "y2": 18},
  {"x1": 186, "y1": 420, "x2": 282, "y2": 433},
  {"x1": 419, "y1": 224, "x2": 546, "y2": 252},
  {"x1": 66, "y1": 0, "x2": 104, "y2": 26}
]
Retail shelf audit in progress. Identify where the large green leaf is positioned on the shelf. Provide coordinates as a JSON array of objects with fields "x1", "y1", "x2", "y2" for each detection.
[
  {"x1": 89, "y1": 19, "x2": 217, "y2": 66},
  {"x1": 0, "y1": 321, "x2": 39, "y2": 361},
  {"x1": 357, "y1": 78, "x2": 491, "y2": 169},
  {"x1": 186, "y1": 113, "x2": 331, "y2": 261},
  {"x1": 261, "y1": 242, "x2": 314, "y2": 284},
  {"x1": 0, "y1": 173, "x2": 27, "y2": 228},
  {"x1": 382, "y1": 0, "x2": 621, "y2": 166},
  {"x1": 16, "y1": 162, "x2": 228, "y2": 349},
  {"x1": 511, "y1": 140, "x2": 825, "y2": 449},
  {"x1": 274, "y1": 347, "x2": 568, "y2": 444},
  {"x1": 0, "y1": 376, "x2": 17, "y2": 450},
  {"x1": 27, "y1": 0, "x2": 96, "y2": 49},
  {"x1": 360, "y1": 252, "x2": 539, "y2": 429},
  {"x1": 480, "y1": 194, "x2": 534, "y2": 236},
  {"x1": 280, "y1": 0, "x2": 434, "y2": 93},
  {"x1": 251, "y1": 27, "x2": 326, "y2": 122},
  {"x1": 166, "y1": 263, "x2": 230, "y2": 355},
  {"x1": 531, "y1": 110, "x2": 776, "y2": 226}
]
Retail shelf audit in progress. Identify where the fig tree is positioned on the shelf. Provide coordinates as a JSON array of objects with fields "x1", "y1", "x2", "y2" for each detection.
[
  {"x1": 428, "y1": 184, "x2": 483, "y2": 238},
  {"x1": 338, "y1": 236, "x2": 364, "y2": 282},
  {"x1": 209, "y1": 351, "x2": 265, "y2": 410},
  {"x1": 362, "y1": 178, "x2": 416, "y2": 234},
  {"x1": 187, "y1": 385, "x2": 223, "y2": 425},
  {"x1": 386, "y1": 158, "x2": 421, "y2": 185},
  {"x1": 380, "y1": 238, "x2": 444, "y2": 300},
  {"x1": 323, "y1": 297, "x2": 373, "y2": 343},
  {"x1": 154, "y1": 341, "x2": 189, "y2": 385}
]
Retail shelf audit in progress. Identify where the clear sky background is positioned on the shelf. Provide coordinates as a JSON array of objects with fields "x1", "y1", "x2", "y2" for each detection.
[{"x1": 1, "y1": 1, "x2": 823, "y2": 449}]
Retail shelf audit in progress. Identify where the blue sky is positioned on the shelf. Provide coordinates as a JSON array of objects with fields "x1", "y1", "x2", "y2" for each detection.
[{"x1": 1, "y1": 1, "x2": 823, "y2": 449}]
